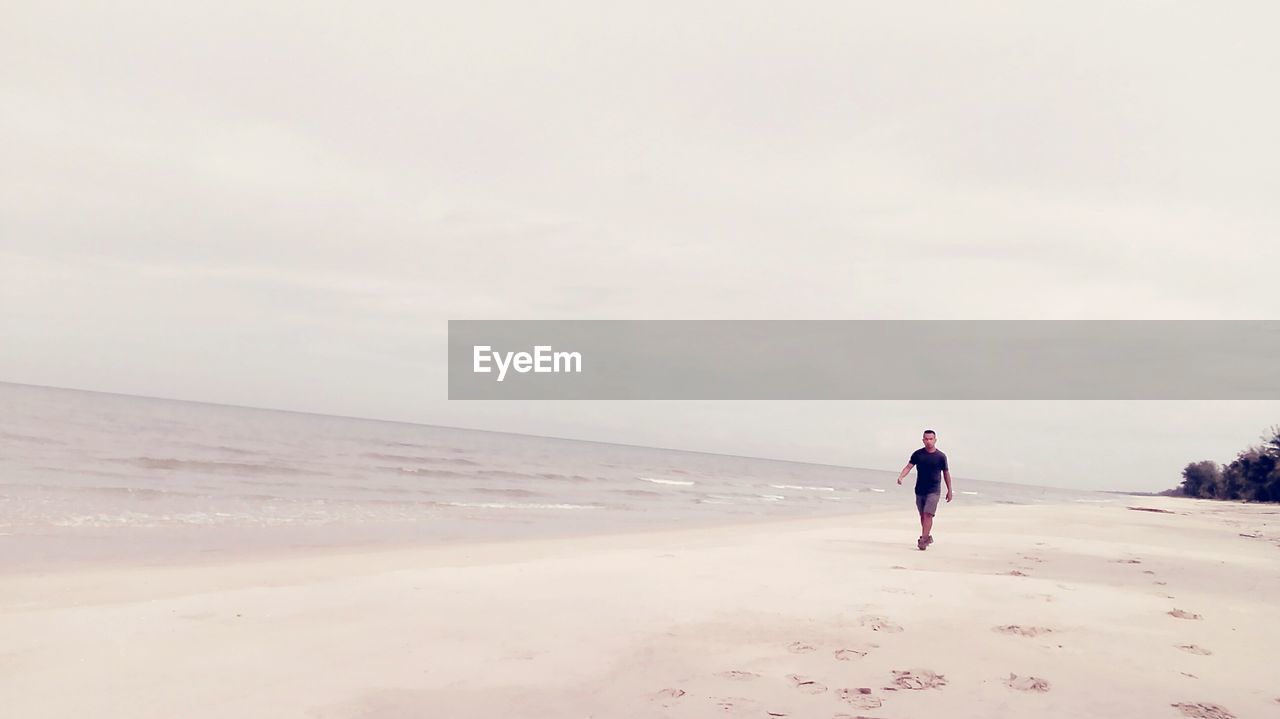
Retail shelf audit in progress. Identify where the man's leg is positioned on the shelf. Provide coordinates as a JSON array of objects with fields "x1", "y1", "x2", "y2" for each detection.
[
  {"x1": 915, "y1": 494, "x2": 927, "y2": 549},
  {"x1": 921, "y1": 493, "x2": 939, "y2": 545}
]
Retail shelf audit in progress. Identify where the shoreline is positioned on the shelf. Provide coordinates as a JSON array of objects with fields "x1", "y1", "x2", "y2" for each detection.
[
  {"x1": 6, "y1": 494, "x2": 1273, "y2": 586},
  {"x1": 3, "y1": 488, "x2": 1176, "y2": 576},
  {"x1": 1, "y1": 502, "x2": 905, "y2": 576}
]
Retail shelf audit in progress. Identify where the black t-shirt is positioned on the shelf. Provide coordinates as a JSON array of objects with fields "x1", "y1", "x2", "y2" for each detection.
[{"x1": 909, "y1": 448, "x2": 948, "y2": 495}]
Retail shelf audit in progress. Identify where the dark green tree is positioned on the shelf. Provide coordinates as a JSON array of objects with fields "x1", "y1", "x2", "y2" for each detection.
[
  {"x1": 1174, "y1": 426, "x2": 1280, "y2": 503},
  {"x1": 1179, "y1": 460, "x2": 1220, "y2": 498}
]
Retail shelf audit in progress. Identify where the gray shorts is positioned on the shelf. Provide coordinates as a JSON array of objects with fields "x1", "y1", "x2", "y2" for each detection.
[{"x1": 915, "y1": 492, "x2": 940, "y2": 515}]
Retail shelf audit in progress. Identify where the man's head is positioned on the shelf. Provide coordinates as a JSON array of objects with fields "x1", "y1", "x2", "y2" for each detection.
[{"x1": 922, "y1": 429, "x2": 937, "y2": 450}]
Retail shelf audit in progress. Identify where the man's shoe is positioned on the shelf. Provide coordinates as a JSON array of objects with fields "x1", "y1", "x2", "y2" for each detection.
[
  {"x1": 925, "y1": 535, "x2": 934, "y2": 546},
  {"x1": 917, "y1": 536, "x2": 927, "y2": 551}
]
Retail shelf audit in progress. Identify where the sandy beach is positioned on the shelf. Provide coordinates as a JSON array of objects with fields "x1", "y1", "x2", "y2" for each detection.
[{"x1": 2, "y1": 497, "x2": 1276, "y2": 718}]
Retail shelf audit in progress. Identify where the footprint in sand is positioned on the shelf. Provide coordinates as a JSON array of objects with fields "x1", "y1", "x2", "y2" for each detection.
[
  {"x1": 654, "y1": 688, "x2": 685, "y2": 697},
  {"x1": 1112, "y1": 558, "x2": 1142, "y2": 564},
  {"x1": 787, "y1": 641, "x2": 818, "y2": 653},
  {"x1": 1171, "y1": 702, "x2": 1235, "y2": 719},
  {"x1": 651, "y1": 688, "x2": 685, "y2": 707},
  {"x1": 836, "y1": 688, "x2": 883, "y2": 709},
  {"x1": 1143, "y1": 570, "x2": 1156, "y2": 575},
  {"x1": 715, "y1": 670, "x2": 760, "y2": 680},
  {"x1": 889, "y1": 669, "x2": 948, "y2": 690},
  {"x1": 1169, "y1": 609, "x2": 1203, "y2": 620},
  {"x1": 994, "y1": 625, "x2": 1053, "y2": 637},
  {"x1": 858, "y1": 615, "x2": 903, "y2": 633},
  {"x1": 787, "y1": 674, "x2": 828, "y2": 694},
  {"x1": 1005, "y1": 673, "x2": 1051, "y2": 692},
  {"x1": 1007, "y1": 569, "x2": 1029, "y2": 576},
  {"x1": 1155, "y1": 581, "x2": 1169, "y2": 586},
  {"x1": 1176, "y1": 645, "x2": 1212, "y2": 655},
  {"x1": 833, "y1": 648, "x2": 870, "y2": 661},
  {"x1": 1020, "y1": 555, "x2": 1044, "y2": 563},
  {"x1": 711, "y1": 696, "x2": 761, "y2": 714}
]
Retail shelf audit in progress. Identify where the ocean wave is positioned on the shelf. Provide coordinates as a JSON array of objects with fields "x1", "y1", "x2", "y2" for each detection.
[
  {"x1": 363, "y1": 452, "x2": 479, "y2": 466},
  {"x1": 475, "y1": 469, "x2": 544, "y2": 480},
  {"x1": 110, "y1": 457, "x2": 324, "y2": 477},
  {"x1": 30, "y1": 467, "x2": 148, "y2": 482},
  {"x1": 638, "y1": 477, "x2": 695, "y2": 486},
  {"x1": 46, "y1": 510, "x2": 335, "y2": 527},
  {"x1": 390, "y1": 467, "x2": 470, "y2": 478},
  {"x1": 50, "y1": 513, "x2": 155, "y2": 527},
  {"x1": 272, "y1": 482, "x2": 430, "y2": 497},
  {"x1": 535, "y1": 472, "x2": 595, "y2": 483},
  {"x1": 84, "y1": 486, "x2": 201, "y2": 499},
  {"x1": 0, "y1": 432, "x2": 67, "y2": 446},
  {"x1": 611, "y1": 489, "x2": 664, "y2": 497},
  {"x1": 439, "y1": 502, "x2": 603, "y2": 510},
  {"x1": 2, "y1": 484, "x2": 201, "y2": 499},
  {"x1": 473, "y1": 487, "x2": 543, "y2": 498},
  {"x1": 167, "y1": 442, "x2": 266, "y2": 457},
  {"x1": 232, "y1": 478, "x2": 307, "y2": 488},
  {"x1": 701, "y1": 493, "x2": 786, "y2": 503},
  {"x1": 769, "y1": 484, "x2": 835, "y2": 492},
  {"x1": 223, "y1": 493, "x2": 289, "y2": 501}
]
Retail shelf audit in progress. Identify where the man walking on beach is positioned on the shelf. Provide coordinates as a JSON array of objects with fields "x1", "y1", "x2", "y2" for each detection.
[{"x1": 895, "y1": 429, "x2": 952, "y2": 550}]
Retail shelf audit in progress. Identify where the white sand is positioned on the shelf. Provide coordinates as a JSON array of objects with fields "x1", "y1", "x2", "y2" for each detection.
[{"x1": 2, "y1": 497, "x2": 1277, "y2": 718}]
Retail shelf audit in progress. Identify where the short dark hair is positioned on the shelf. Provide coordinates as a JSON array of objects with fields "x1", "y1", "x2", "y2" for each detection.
[{"x1": 923, "y1": 429, "x2": 936, "y2": 437}]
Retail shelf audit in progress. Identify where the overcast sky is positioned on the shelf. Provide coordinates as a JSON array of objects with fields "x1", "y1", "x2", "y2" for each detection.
[{"x1": 3, "y1": 2, "x2": 1279, "y2": 491}]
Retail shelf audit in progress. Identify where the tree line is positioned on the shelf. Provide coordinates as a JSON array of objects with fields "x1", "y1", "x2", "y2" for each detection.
[{"x1": 1176, "y1": 426, "x2": 1280, "y2": 502}]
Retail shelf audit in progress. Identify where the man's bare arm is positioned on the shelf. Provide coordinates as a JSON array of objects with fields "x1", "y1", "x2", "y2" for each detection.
[
  {"x1": 944, "y1": 469, "x2": 953, "y2": 500},
  {"x1": 896, "y1": 463, "x2": 913, "y2": 485}
]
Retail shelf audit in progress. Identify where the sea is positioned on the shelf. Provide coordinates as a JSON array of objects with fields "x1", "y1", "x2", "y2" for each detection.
[{"x1": 0, "y1": 383, "x2": 1115, "y2": 568}]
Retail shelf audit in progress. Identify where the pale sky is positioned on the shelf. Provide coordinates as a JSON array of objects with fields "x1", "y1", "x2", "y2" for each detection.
[{"x1": 3, "y1": 2, "x2": 1279, "y2": 491}]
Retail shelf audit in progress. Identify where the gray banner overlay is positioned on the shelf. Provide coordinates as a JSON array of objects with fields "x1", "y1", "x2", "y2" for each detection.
[{"x1": 448, "y1": 321, "x2": 1280, "y2": 399}]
